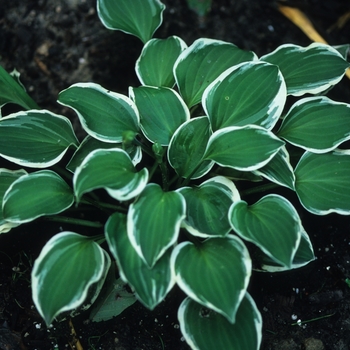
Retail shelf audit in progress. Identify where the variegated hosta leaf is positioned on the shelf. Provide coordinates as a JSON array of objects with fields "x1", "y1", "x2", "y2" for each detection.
[
  {"x1": 0, "y1": 110, "x2": 79, "y2": 168},
  {"x1": 127, "y1": 184, "x2": 186, "y2": 267},
  {"x1": 204, "y1": 125, "x2": 285, "y2": 171},
  {"x1": 171, "y1": 235, "x2": 252, "y2": 323},
  {"x1": 179, "y1": 293, "x2": 262, "y2": 350},
  {"x1": 203, "y1": 61, "x2": 286, "y2": 131},
  {"x1": 0, "y1": 169, "x2": 27, "y2": 233},
  {"x1": 66, "y1": 136, "x2": 141, "y2": 173},
  {"x1": 135, "y1": 36, "x2": 187, "y2": 87},
  {"x1": 3, "y1": 170, "x2": 74, "y2": 224},
  {"x1": 254, "y1": 146, "x2": 295, "y2": 190},
  {"x1": 58, "y1": 83, "x2": 139, "y2": 143},
  {"x1": 32, "y1": 232, "x2": 110, "y2": 326},
  {"x1": 277, "y1": 96, "x2": 350, "y2": 153},
  {"x1": 260, "y1": 43, "x2": 350, "y2": 96},
  {"x1": 105, "y1": 212, "x2": 175, "y2": 309},
  {"x1": 174, "y1": 38, "x2": 257, "y2": 107},
  {"x1": 177, "y1": 176, "x2": 240, "y2": 238},
  {"x1": 294, "y1": 150, "x2": 350, "y2": 215},
  {"x1": 259, "y1": 226, "x2": 315, "y2": 272},
  {"x1": 229, "y1": 195, "x2": 302, "y2": 268},
  {"x1": 73, "y1": 149, "x2": 148, "y2": 202},
  {"x1": 168, "y1": 116, "x2": 214, "y2": 179},
  {"x1": 97, "y1": 0, "x2": 165, "y2": 43},
  {"x1": 0, "y1": 66, "x2": 39, "y2": 110},
  {"x1": 129, "y1": 86, "x2": 189, "y2": 145}
]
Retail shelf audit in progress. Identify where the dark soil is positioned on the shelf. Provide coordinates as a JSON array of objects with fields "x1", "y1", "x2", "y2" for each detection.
[{"x1": 0, "y1": 0, "x2": 350, "y2": 349}]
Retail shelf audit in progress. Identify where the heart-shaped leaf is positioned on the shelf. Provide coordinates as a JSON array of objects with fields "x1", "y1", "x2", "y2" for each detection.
[
  {"x1": 105, "y1": 212, "x2": 175, "y2": 309},
  {"x1": 32, "y1": 232, "x2": 110, "y2": 325},
  {"x1": 178, "y1": 176, "x2": 240, "y2": 237},
  {"x1": 129, "y1": 86, "x2": 189, "y2": 145},
  {"x1": 73, "y1": 149, "x2": 148, "y2": 202},
  {"x1": 294, "y1": 150, "x2": 350, "y2": 215},
  {"x1": 261, "y1": 43, "x2": 350, "y2": 96},
  {"x1": 203, "y1": 61, "x2": 286, "y2": 131},
  {"x1": 3, "y1": 170, "x2": 74, "y2": 223},
  {"x1": 58, "y1": 83, "x2": 139, "y2": 143},
  {"x1": 178, "y1": 293, "x2": 262, "y2": 350},
  {"x1": 97, "y1": 0, "x2": 165, "y2": 43},
  {"x1": 128, "y1": 184, "x2": 186, "y2": 267},
  {"x1": 229, "y1": 194, "x2": 302, "y2": 268},
  {"x1": 171, "y1": 235, "x2": 251, "y2": 323},
  {"x1": 174, "y1": 38, "x2": 257, "y2": 107},
  {"x1": 0, "y1": 110, "x2": 78, "y2": 168},
  {"x1": 135, "y1": 36, "x2": 187, "y2": 87},
  {"x1": 277, "y1": 96, "x2": 350, "y2": 153}
]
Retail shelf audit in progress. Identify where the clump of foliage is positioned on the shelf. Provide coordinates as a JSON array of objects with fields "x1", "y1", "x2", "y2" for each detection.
[{"x1": 0, "y1": 0, "x2": 349, "y2": 348}]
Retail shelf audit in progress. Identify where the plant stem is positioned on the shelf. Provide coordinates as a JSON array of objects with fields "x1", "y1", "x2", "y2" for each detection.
[
  {"x1": 80, "y1": 198, "x2": 127, "y2": 213},
  {"x1": 42, "y1": 216, "x2": 104, "y2": 228},
  {"x1": 240, "y1": 182, "x2": 281, "y2": 197},
  {"x1": 179, "y1": 162, "x2": 203, "y2": 187}
]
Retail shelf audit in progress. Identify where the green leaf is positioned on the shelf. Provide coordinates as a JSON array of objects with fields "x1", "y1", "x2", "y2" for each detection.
[
  {"x1": 179, "y1": 293, "x2": 262, "y2": 350},
  {"x1": 32, "y1": 232, "x2": 109, "y2": 325},
  {"x1": 3, "y1": 170, "x2": 74, "y2": 223},
  {"x1": 135, "y1": 36, "x2": 187, "y2": 87},
  {"x1": 0, "y1": 110, "x2": 79, "y2": 168},
  {"x1": 129, "y1": 86, "x2": 189, "y2": 145},
  {"x1": 73, "y1": 149, "x2": 148, "y2": 202},
  {"x1": 204, "y1": 125, "x2": 284, "y2": 171},
  {"x1": 277, "y1": 96, "x2": 350, "y2": 153},
  {"x1": 171, "y1": 235, "x2": 251, "y2": 323},
  {"x1": 168, "y1": 116, "x2": 214, "y2": 179},
  {"x1": 178, "y1": 176, "x2": 240, "y2": 237},
  {"x1": 127, "y1": 184, "x2": 186, "y2": 267},
  {"x1": 97, "y1": 0, "x2": 165, "y2": 43},
  {"x1": 294, "y1": 150, "x2": 350, "y2": 215},
  {"x1": 174, "y1": 38, "x2": 257, "y2": 107},
  {"x1": 261, "y1": 43, "x2": 350, "y2": 96},
  {"x1": 105, "y1": 212, "x2": 175, "y2": 309},
  {"x1": 254, "y1": 146, "x2": 295, "y2": 190},
  {"x1": 66, "y1": 136, "x2": 141, "y2": 173},
  {"x1": 58, "y1": 83, "x2": 139, "y2": 143},
  {"x1": 229, "y1": 195, "x2": 302, "y2": 268},
  {"x1": 0, "y1": 169, "x2": 27, "y2": 233},
  {"x1": 0, "y1": 66, "x2": 39, "y2": 110},
  {"x1": 203, "y1": 61, "x2": 286, "y2": 131}
]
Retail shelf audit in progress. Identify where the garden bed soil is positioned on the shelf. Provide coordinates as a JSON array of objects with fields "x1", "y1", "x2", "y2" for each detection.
[{"x1": 1, "y1": 0, "x2": 350, "y2": 349}]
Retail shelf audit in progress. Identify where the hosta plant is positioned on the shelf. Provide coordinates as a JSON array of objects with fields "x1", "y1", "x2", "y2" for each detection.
[{"x1": 1, "y1": 0, "x2": 350, "y2": 349}]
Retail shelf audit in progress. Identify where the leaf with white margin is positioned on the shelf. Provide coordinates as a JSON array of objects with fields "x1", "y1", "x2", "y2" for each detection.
[
  {"x1": 259, "y1": 226, "x2": 315, "y2": 272},
  {"x1": 168, "y1": 116, "x2": 214, "y2": 179},
  {"x1": 177, "y1": 176, "x2": 240, "y2": 238},
  {"x1": 203, "y1": 61, "x2": 286, "y2": 131},
  {"x1": 229, "y1": 194, "x2": 302, "y2": 268},
  {"x1": 105, "y1": 212, "x2": 175, "y2": 309},
  {"x1": 129, "y1": 86, "x2": 189, "y2": 145},
  {"x1": 66, "y1": 136, "x2": 141, "y2": 172},
  {"x1": 127, "y1": 183, "x2": 186, "y2": 268},
  {"x1": 97, "y1": 0, "x2": 165, "y2": 44},
  {"x1": 0, "y1": 110, "x2": 78, "y2": 168},
  {"x1": 179, "y1": 293, "x2": 262, "y2": 350},
  {"x1": 0, "y1": 169, "x2": 27, "y2": 233},
  {"x1": 135, "y1": 36, "x2": 187, "y2": 87},
  {"x1": 204, "y1": 125, "x2": 284, "y2": 171},
  {"x1": 260, "y1": 43, "x2": 350, "y2": 96},
  {"x1": 58, "y1": 83, "x2": 139, "y2": 143},
  {"x1": 73, "y1": 149, "x2": 148, "y2": 202},
  {"x1": 277, "y1": 96, "x2": 350, "y2": 153},
  {"x1": 171, "y1": 235, "x2": 252, "y2": 323},
  {"x1": 32, "y1": 231, "x2": 110, "y2": 326},
  {"x1": 254, "y1": 146, "x2": 295, "y2": 190},
  {"x1": 174, "y1": 38, "x2": 257, "y2": 107},
  {"x1": 294, "y1": 150, "x2": 350, "y2": 215},
  {"x1": 3, "y1": 170, "x2": 74, "y2": 224}
]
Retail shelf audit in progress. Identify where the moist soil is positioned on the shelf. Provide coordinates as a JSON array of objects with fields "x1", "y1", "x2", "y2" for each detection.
[{"x1": 1, "y1": 0, "x2": 350, "y2": 349}]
